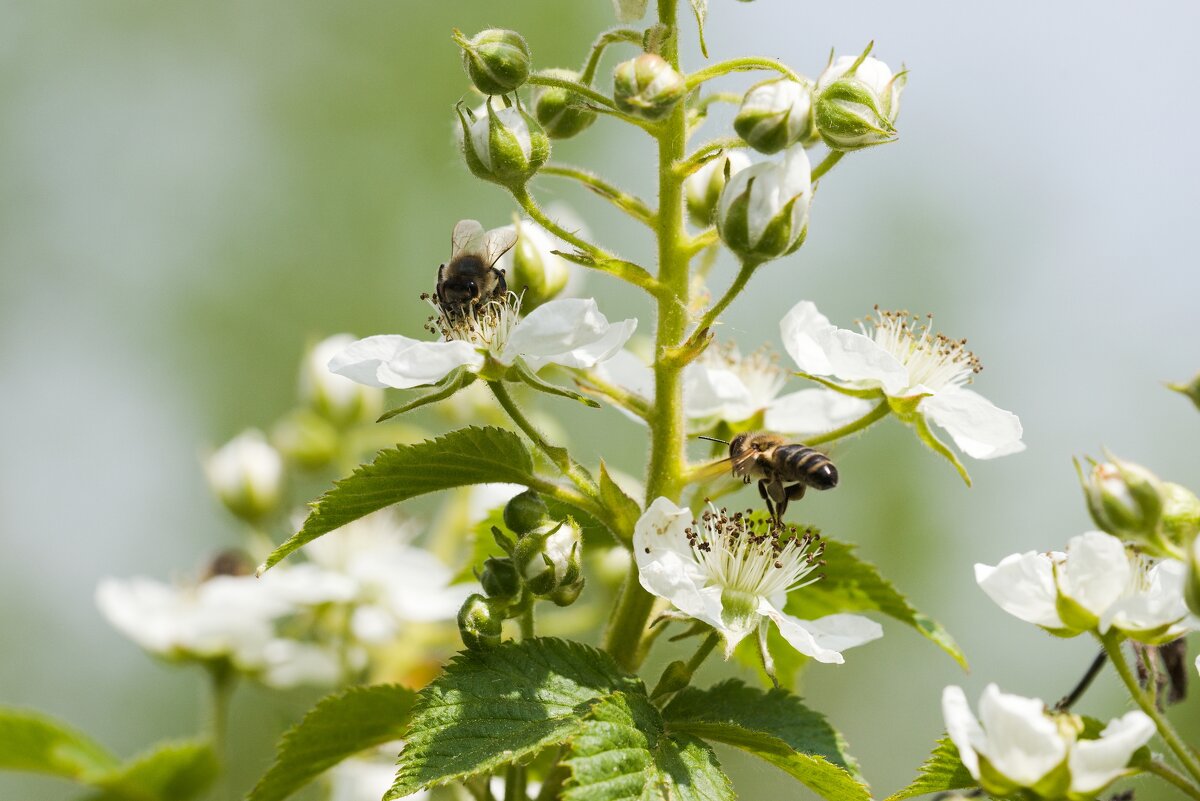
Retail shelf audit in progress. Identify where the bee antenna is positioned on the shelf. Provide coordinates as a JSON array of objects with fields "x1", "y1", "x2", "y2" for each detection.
[{"x1": 696, "y1": 435, "x2": 730, "y2": 445}]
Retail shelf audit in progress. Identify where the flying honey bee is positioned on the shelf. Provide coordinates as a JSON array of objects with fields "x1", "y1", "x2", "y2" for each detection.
[
  {"x1": 698, "y1": 432, "x2": 839, "y2": 524},
  {"x1": 435, "y1": 219, "x2": 518, "y2": 315}
]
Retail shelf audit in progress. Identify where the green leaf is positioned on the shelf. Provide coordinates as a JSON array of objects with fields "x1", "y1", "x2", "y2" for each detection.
[
  {"x1": 248, "y1": 684, "x2": 418, "y2": 801},
  {"x1": 662, "y1": 680, "x2": 861, "y2": 779},
  {"x1": 388, "y1": 638, "x2": 643, "y2": 799},
  {"x1": 0, "y1": 708, "x2": 118, "y2": 781},
  {"x1": 84, "y1": 739, "x2": 217, "y2": 801},
  {"x1": 564, "y1": 693, "x2": 734, "y2": 801},
  {"x1": 885, "y1": 736, "x2": 976, "y2": 801},
  {"x1": 598, "y1": 461, "x2": 641, "y2": 543},
  {"x1": 793, "y1": 538, "x2": 968, "y2": 670},
  {"x1": 260, "y1": 426, "x2": 535, "y2": 572}
]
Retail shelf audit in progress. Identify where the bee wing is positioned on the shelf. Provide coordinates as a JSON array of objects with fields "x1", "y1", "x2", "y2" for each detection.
[
  {"x1": 729, "y1": 448, "x2": 760, "y2": 477},
  {"x1": 689, "y1": 457, "x2": 733, "y2": 483},
  {"x1": 450, "y1": 219, "x2": 487, "y2": 259},
  {"x1": 481, "y1": 226, "x2": 518, "y2": 267}
]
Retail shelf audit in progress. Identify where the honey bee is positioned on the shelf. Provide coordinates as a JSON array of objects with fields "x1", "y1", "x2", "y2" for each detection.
[
  {"x1": 699, "y1": 432, "x2": 838, "y2": 524},
  {"x1": 435, "y1": 219, "x2": 518, "y2": 315}
]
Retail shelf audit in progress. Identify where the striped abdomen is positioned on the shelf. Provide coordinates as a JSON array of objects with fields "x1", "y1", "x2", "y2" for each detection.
[{"x1": 773, "y1": 445, "x2": 838, "y2": 490}]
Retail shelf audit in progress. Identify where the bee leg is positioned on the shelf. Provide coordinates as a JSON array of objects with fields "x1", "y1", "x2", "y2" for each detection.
[
  {"x1": 757, "y1": 480, "x2": 778, "y2": 525},
  {"x1": 776, "y1": 483, "x2": 807, "y2": 522}
]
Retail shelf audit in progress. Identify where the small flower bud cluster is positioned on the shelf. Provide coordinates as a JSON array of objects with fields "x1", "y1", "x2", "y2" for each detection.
[{"x1": 456, "y1": 490, "x2": 586, "y2": 649}]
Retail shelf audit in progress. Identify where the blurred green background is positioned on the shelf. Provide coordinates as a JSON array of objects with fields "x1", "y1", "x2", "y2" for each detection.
[{"x1": 2, "y1": 0, "x2": 1198, "y2": 798}]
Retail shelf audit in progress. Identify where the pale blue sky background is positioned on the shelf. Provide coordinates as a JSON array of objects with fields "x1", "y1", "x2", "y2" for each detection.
[{"x1": 2, "y1": 1, "x2": 1197, "y2": 798}]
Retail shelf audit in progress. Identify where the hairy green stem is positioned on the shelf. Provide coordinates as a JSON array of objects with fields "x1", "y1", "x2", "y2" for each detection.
[
  {"x1": 1101, "y1": 633, "x2": 1200, "y2": 785},
  {"x1": 668, "y1": 259, "x2": 760, "y2": 365},
  {"x1": 603, "y1": 0, "x2": 688, "y2": 672},
  {"x1": 804, "y1": 399, "x2": 891, "y2": 446},
  {"x1": 1147, "y1": 759, "x2": 1200, "y2": 801},
  {"x1": 579, "y1": 28, "x2": 642, "y2": 84},
  {"x1": 811, "y1": 150, "x2": 845, "y2": 183},
  {"x1": 527, "y1": 73, "x2": 656, "y2": 132},
  {"x1": 540, "y1": 164, "x2": 657, "y2": 226},
  {"x1": 518, "y1": 606, "x2": 535, "y2": 640},
  {"x1": 686, "y1": 56, "x2": 802, "y2": 88},
  {"x1": 489, "y1": 381, "x2": 598, "y2": 496},
  {"x1": 674, "y1": 136, "x2": 749, "y2": 178},
  {"x1": 685, "y1": 631, "x2": 720, "y2": 675}
]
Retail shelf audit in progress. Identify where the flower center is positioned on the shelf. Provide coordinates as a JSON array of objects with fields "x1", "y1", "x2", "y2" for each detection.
[
  {"x1": 684, "y1": 506, "x2": 824, "y2": 599},
  {"x1": 702, "y1": 343, "x2": 787, "y2": 406},
  {"x1": 858, "y1": 306, "x2": 981, "y2": 391},
  {"x1": 424, "y1": 292, "x2": 523, "y2": 358}
]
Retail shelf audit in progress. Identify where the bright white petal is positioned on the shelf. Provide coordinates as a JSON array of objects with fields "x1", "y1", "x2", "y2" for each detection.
[
  {"x1": 975, "y1": 684, "x2": 1067, "y2": 786},
  {"x1": 975, "y1": 552, "x2": 1065, "y2": 630},
  {"x1": 779, "y1": 300, "x2": 837, "y2": 375},
  {"x1": 595, "y1": 349, "x2": 654, "y2": 400},
  {"x1": 1059, "y1": 531, "x2": 1130, "y2": 620},
  {"x1": 259, "y1": 640, "x2": 342, "y2": 689},
  {"x1": 503, "y1": 298, "x2": 635, "y2": 370},
  {"x1": 779, "y1": 301, "x2": 906, "y2": 393},
  {"x1": 921, "y1": 388, "x2": 1025, "y2": 460},
  {"x1": 941, "y1": 686, "x2": 982, "y2": 780},
  {"x1": 1068, "y1": 711, "x2": 1155, "y2": 795},
  {"x1": 535, "y1": 316, "x2": 638, "y2": 371},
  {"x1": 764, "y1": 389, "x2": 873, "y2": 434},
  {"x1": 684, "y1": 363, "x2": 754, "y2": 420},
  {"x1": 258, "y1": 564, "x2": 358, "y2": 606},
  {"x1": 633, "y1": 498, "x2": 725, "y2": 632},
  {"x1": 1103, "y1": 558, "x2": 1191, "y2": 635},
  {"x1": 329, "y1": 335, "x2": 482, "y2": 389},
  {"x1": 766, "y1": 607, "x2": 882, "y2": 664}
]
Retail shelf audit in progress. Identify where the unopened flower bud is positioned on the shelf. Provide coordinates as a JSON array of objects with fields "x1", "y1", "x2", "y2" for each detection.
[
  {"x1": 457, "y1": 99, "x2": 550, "y2": 189},
  {"x1": 505, "y1": 220, "x2": 570, "y2": 309},
  {"x1": 613, "y1": 54, "x2": 686, "y2": 121},
  {"x1": 815, "y1": 48, "x2": 905, "y2": 151},
  {"x1": 734, "y1": 78, "x2": 817, "y2": 154},
  {"x1": 271, "y1": 409, "x2": 339, "y2": 470},
  {"x1": 504, "y1": 489, "x2": 551, "y2": 535},
  {"x1": 454, "y1": 28, "x2": 531, "y2": 96},
  {"x1": 1186, "y1": 536, "x2": 1200, "y2": 618},
  {"x1": 302, "y1": 334, "x2": 383, "y2": 427},
  {"x1": 1079, "y1": 455, "x2": 1166, "y2": 551},
  {"x1": 716, "y1": 145, "x2": 812, "y2": 261},
  {"x1": 457, "y1": 593, "x2": 503, "y2": 650},
  {"x1": 205, "y1": 429, "x2": 284, "y2": 522},
  {"x1": 547, "y1": 577, "x2": 585, "y2": 607},
  {"x1": 1162, "y1": 482, "x2": 1200, "y2": 548},
  {"x1": 685, "y1": 151, "x2": 751, "y2": 227},
  {"x1": 514, "y1": 521, "x2": 583, "y2": 596},
  {"x1": 531, "y1": 68, "x2": 597, "y2": 139},
  {"x1": 1168, "y1": 372, "x2": 1200, "y2": 411},
  {"x1": 480, "y1": 556, "x2": 521, "y2": 601}
]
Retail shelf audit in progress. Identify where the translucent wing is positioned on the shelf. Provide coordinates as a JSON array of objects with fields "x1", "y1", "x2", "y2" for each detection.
[
  {"x1": 689, "y1": 456, "x2": 733, "y2": 484},
  {"x1": 450, "y1": 219, "x2": 487, "y2": 259},
  {"x1": 481, "y1": 226, "x2": 518, "y2": 267}
]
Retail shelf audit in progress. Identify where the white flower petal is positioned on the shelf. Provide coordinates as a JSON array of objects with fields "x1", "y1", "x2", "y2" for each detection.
[
  {"x1": 1103, "y1": 558, "x2": 1191, "y2": 635},
  {"x1": 764, "y1": 606, "x2": 881, "y2": 664},
  {"x1": 764, "y1": 389, "x2": 873, "y2": 434},
  {"x1": 975, "y1": 551, "x2": 1066, "y2": 629},
  {"x1": 503, "y1": 298, "x2": 635, "y2": 370},
  {"x1": 1068, "y1": 711, "x2": 1155, "y2": 795},
  {"x1": 941, "y1": 685, "x2": 983, "y2": 780},
  {"x1": 1059, "y1": 531, "x2": 1130, "y2": 621},
  {"x1": 330, "y1": 335, "x2": 482, "y2": 389},
  {"x1": 779, "y1": 301, "x2": 907, "y2": 393},
  {"x1": 258, "y1": 564, "x2": 358, "y2": 606},
  {"x1": 746, "y1": 145, "x2": 811, "y2": 247},
  {"x1": 595, "y1": 349, "x2": 654, "y2": 400},
  {"x1": 259, "y1": 640, "x2": 342, "y2": 689},
  {"x1": 634, "y1": 498, "x2": 724, "y2": 631},
  {"x1": 975, "y1": 684, "x2": 1067, "y2": 786},
  {"x1": 684, "y1": 363, "x2": 754, "y2": 420},
  {"x1": 921, "y1": 388, "x2": 1025, "y2": 460}
]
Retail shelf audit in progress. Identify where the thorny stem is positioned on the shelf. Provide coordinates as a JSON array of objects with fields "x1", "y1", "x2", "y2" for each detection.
[
  {"x1": 603, "y1": 0, "x2": 688, "y2": 672},
  {"x1": 1100, "y1": 632, "x2": 1200, "y2": 785},
  {"x1": 686, "y1": 56, "x2": 803, "y2": 88},
  {"x1": 489, "y1": 381, "x2": 598, "y2": 497},
  {"x1": 1053, "y1": 648, "x2": 1107, "y2": 711},
  {"x1": 540, "y1": 164, "x2": 657, "y2": 227},
  {"x1": 1147, "y1": 759, "x2": 1200, "y2": 801},
  {"x1": 804, "y1": 399, "x2": 891, "y2": 446},
  {"x1": 579, "y1": 28, "x2": 642, "y2": 85}
]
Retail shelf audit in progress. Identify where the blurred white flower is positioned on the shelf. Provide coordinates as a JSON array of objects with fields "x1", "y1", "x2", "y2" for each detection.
[
  {"x1": 301, "y1": 334, "x2": 384, "y2": 426},
  {"x1": 326, "y1": 743, "x2": 425, "y2": 801},
  {"x1": 204, "y1": 429, "x2": 284, "y2": 520},
  {"x1": 330, "y1": 295, "x2": 636, "y2": 390},
  {"x1": 976, "y1": 530, "x2": 1193, "y2": 643},
  {"x1": 259, "y1": 639, "x2": 344, "y2": 689},
  {"x1": 302, "y1": 511, "x2": 472, "y2": 643},
  {"x1": 634, "y1": 498, "x2": 881, "y2": 662},
  {"x1": 494, "y1": 219, "x2": 570, "y2": 309},
  {"x1": 943, "y1": 684, "x2": 1153, "y2": 797},
  {"x1": 780, "y1": 301, "x2": 1023, "y2": 461}
]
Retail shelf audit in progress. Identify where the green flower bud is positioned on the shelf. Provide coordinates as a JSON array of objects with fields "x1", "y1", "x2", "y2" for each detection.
[
  {"x1": 271, "y1": 408, "x2": 339, "y2": 470},
  {"x1": 734, "y1": 78, "x2": 817, "y2": 154},
  {"x1": 457, "y1": 593, "x2": 503, "y2": 650},
  {"x1": 480, "y1": 556, "x2": 521, "y2": 601},
  {"x1": 1186, "y1": 536, "x2": 1200, "y2": 618},
  {"x1": 1079, "y1": 455, "x2": 1166, "y2": 551},
  {"x1": 457, "y1": 98, "x2": 550, "y2": 189},
  {"x1": 716, "y1": 144, "x2": 812, "y2": 261},
  {"x1": 514, "y1": 521, "x2": 583, "y2": 597},
  {"x1": 613, "y1": 53, "x2": 686, "y2": 121},
  {"x1": 1162, "y1": 482, "x2": 1200, "y2": 548},
  {"x1": 301, "y1": 334, "x2": 383, "y2": 427},
  {"x1": 454, "y1": 28, "x2": 531, "y2": 96},
  {"x1": 1168, "y1": 372, "x2": 1200, "y2": 411},
  {"x1": 504, "y1": 489, "x2": 551, "y2": 534},
  {"x1": 685, "y1": 151, "x2": 751, "y2": 227},
  {"x1": 204, "y1": 430, "x2": 284, "y2": 522},
  {"x1": 531, "y1": 68, "x2": 597, "y2": 139},
  {"x1": 815, "y1": 48, "x2": 905, "y2": 151},
  {"x1": 503, "y1": 219, "x2": 570, "y2": 309}
]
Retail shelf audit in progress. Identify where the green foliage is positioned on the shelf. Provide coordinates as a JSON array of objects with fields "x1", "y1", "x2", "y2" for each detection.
[
  {"x1": 0, "y1": 708, "x2": 119, "y2": 780},
  {"x1": 793, "y1": 538, "x2": 968, "y2": 669},
  {"x1": 261, "y1": 426, "x2": 536, "y2": 571},
  {"x1": 388, "y1": 638, "x2": 643, "y2": 798},
  {"x1": 248, "y1": 684, "x2": 418, "y2": 801},
  {"x1": 886, "y1": 736, "x2": 976, "y2": 801},
  {"x1": 564, "y1": 693, "x2": 734, "y2": 801},
  {"x1": 598, "y1": 461, "x2": 642, "y2": 541},
  {"x1": 82, "y1": 740, "x2": 217, "y2": 801}
]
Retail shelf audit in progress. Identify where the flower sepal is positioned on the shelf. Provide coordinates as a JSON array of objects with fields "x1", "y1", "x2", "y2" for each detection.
[
  {"x1": 377, "y1": 366, "x2": 477, "y2": 422},
  {"x1": 910, "y1": 412, "x2": 972, "y2": 487},
  {"x1": 794, "y1": 370, "x2": 885, "y2": 400},
  {"x1": 506, "y1": 358, "x2": 601, "y2": 408}
]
